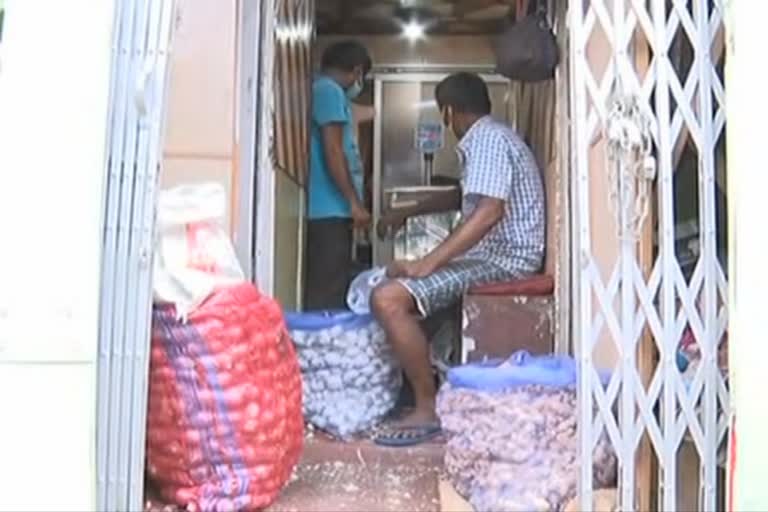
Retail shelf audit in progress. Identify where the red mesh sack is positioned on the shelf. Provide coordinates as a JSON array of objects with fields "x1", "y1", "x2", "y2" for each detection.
[{"x1": 146, "y1": 283, "x2": 303, "y2": 511}]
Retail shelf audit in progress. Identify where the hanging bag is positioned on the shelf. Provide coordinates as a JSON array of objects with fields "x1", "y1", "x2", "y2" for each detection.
[{"x1": 494, "y1": 0, "x2": 559, "y2": 82}]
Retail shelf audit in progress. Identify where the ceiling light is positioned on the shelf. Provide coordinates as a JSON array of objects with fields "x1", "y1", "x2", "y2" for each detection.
[{"x1": 403, "y1": 20, "x2": 425, "y2": 41}]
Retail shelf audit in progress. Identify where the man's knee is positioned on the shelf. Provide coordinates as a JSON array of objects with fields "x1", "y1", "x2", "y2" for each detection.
[{"x1": 371, "y1": 282, "x2": 414, "y2": 319}]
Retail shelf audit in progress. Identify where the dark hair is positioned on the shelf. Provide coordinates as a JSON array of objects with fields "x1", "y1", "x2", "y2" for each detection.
[
  {"x1": 320, "y1": 40, "x2": 372, "y2": 75},
  {"x1": 435, "y1": 72, "x2": 492, "y2": 115}
]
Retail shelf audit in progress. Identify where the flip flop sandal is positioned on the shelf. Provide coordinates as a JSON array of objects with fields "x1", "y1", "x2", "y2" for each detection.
[{"x1": 373, "y1": 424, "x2": 442, "y2": 447}]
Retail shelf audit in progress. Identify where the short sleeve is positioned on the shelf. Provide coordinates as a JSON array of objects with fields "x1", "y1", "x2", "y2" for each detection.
[
  {"x1": 463, "y1": 130, "x2": 514, "y2": 201},
  {"x1": 313, "y1": 79, "x2": 348, "y2": 126}
]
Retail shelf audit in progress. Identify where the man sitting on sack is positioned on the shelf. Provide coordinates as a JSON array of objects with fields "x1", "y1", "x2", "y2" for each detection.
[{"x1": 371, "y1": 72, "x2": 545, "y2": 446}]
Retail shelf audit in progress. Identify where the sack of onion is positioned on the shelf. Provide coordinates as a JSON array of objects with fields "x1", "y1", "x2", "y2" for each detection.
[
  {"x1": 437, "y1": 351, "x2": 617, "y2": 512},
  {"x1": 146, "y1": 283, "x2": 304, "y2": 511}
]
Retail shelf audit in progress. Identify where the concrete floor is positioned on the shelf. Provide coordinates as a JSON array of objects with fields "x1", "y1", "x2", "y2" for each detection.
[
  {"x1": 145, "y1": 429, "x2": 473, "y2": 512},
  {"x1": 266, "y1": 432, "x2": 446, "y2": 512}
]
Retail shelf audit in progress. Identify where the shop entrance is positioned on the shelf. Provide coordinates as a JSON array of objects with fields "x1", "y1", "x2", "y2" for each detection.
[{"x1": 92, "y1": 0, "x2": 730, "y2": 510}]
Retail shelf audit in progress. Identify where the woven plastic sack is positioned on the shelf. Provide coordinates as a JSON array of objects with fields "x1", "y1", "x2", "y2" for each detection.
[
  {"x1": 437, "y1": 352, "x2": 617, "y2": 512},
  {"x1": 285, "y1": 310, "x2": 401, "y2": 438},
  {"x1": 153, "y1": 183, "x2": 245, "y2": 320},
  {"x1": 146, "y1": 283, "x2": 304, "y2": 511}
]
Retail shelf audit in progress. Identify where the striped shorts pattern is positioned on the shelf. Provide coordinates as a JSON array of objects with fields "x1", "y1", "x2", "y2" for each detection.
[{"x1": 398, "y1": 259, "x2": 515, "y2": 317}]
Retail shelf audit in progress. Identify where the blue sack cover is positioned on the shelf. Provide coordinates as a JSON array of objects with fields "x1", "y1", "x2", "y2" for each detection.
[
  {"x1": 447, "y1": 351, "x2": 610, "y2": 392},
  {"x1": 284, "y1": 309, "x2": 373, "y2": 332}
]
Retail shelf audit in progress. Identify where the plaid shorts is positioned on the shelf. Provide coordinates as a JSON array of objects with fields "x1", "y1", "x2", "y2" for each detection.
[{"x1": 397, "y1": 259, "x2": 516, "y2": 317}]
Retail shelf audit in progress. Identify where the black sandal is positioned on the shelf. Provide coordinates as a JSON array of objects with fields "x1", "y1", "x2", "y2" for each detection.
[{"x1": 372, "y1": 424, "x2": 442, "y2": 447}]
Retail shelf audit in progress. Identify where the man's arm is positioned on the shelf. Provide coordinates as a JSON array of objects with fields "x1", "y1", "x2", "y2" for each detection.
[
  {"x1": 377, "y1": 187, "x2": 461, "y2": 238},
  {"x1": 422, "y1": 197, "x2": 504, "y2": 269},
  {"x1": 387, "y1": 130, "x2": 516, "y2": 279},
  {"x1": 313, "y1": 79, "x2": 370, "y2": 227},
  {"x1": 387, "y1": 196, "x2": 504, "y2": 278},
  {"x1": 426, "y1": 130, "x2": 514, "y2": 266},
  {"x1": 395, "y1": 189, "x2": 461, "y2": 217},
  {"x1": 321, "y1": 123, "x2": 362, "y2": 209}
]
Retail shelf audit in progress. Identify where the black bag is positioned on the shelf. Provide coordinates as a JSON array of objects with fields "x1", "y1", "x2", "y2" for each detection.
[{"x1": 494, "y1": 2, "x2": 559, "y2": 82}]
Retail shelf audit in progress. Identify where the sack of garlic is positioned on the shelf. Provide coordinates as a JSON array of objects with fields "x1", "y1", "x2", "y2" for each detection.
[{"x1": 286, "y1": 310, "x2": 402, "y2": 439}]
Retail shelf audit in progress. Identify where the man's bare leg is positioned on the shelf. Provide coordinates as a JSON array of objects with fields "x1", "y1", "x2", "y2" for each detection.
[{"x1": 371, "y1": 281, "x2": 438, "y2": 426}]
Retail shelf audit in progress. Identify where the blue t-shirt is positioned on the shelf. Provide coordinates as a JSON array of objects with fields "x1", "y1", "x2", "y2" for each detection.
[{"x1": 308, "y1": 76, "x2": 364, "y2": 219}]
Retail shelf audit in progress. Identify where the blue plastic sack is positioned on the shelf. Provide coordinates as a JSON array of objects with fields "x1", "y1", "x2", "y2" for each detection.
[
  {"x1": 447, "y1": 351, "x2": 610, "y2": 392},
  {"x1": 284, "y1": 309, "x2": 373, "y2": 332}
]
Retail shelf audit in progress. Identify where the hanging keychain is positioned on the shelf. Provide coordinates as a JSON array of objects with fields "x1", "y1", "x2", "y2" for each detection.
[{"x1": 605, "y1": 88, "x2": 656, "y2": 240}]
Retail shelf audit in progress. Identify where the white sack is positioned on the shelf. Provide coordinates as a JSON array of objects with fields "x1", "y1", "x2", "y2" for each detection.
[{"x1": 152, "y1": 183, "x2": 244, "y2": 319}]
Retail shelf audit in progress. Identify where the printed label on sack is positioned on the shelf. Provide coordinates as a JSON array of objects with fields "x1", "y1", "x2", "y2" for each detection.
[{"x1": 186, "y1": 222, "x2": 220, "y2": 274}]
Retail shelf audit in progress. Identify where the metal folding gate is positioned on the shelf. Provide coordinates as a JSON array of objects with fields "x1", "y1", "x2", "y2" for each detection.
[
  {"x1": 96, "y1": 0, "x2": 176, "y2": 510},
  {"x1": 570, "y1": 1, "x2": 728, "y2": 511}
]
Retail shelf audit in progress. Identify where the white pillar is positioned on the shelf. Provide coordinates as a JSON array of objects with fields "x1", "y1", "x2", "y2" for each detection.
[
  {"x1": 726, "y1": 0, "x2": 768, "y2": 510},
  {"x1": 0, "y1": 1, "x2": 114, "y2": 510}
]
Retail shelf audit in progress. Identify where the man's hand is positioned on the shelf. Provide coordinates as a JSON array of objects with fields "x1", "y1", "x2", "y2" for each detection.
[
  {"x1": 351, "y1": 202, "x2": 372, "y2": 229},
  {"x1": 386, "y1": 258, "x2": 437, "y2": 279},
  {"x1": 376, "y1": 211, "x2": 407, "y2": 239}
]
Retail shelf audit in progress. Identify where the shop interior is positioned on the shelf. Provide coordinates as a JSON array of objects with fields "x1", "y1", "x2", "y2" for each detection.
[{"x1": 144, "y1": 0, "x2": 729, "y2": 510}]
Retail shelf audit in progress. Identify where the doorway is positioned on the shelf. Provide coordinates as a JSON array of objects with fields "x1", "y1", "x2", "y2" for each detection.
[{"x1": 96, "y1": 0, "x2": 730, "y2": 510}]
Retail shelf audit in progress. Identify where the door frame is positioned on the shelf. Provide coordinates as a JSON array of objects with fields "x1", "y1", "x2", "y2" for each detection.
[
  {"x1": 235, "y1": 0, "x2": 263, "y2": 282},
  {"x1": 252, "y1": 0, "x2": 277, "y2": 295}
]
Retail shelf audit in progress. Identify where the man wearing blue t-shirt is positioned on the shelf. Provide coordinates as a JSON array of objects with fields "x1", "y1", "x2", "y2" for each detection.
[{"x1": 304, "y1": 40, "x2": 372, "y2": 310}]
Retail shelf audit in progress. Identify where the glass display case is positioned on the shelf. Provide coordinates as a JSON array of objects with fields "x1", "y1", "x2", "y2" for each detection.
[
  {"x1": 381, "y1": 184, "x2": 461, "y2": 261},
  {"x1": 394, "y1": 211, "x2": 462, "y2": 261}
]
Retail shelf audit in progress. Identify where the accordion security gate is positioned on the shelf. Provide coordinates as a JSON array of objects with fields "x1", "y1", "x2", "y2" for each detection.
[
  {"x1": 96, "y1": 0, "x2": 175, "y2": 510},
  {"x1": 569, "y1": 1, "x2": 728, "y2": 511}
]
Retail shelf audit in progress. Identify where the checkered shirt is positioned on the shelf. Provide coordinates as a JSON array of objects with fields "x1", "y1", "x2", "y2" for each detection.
[{"x1": 456, "y1": 116, "x2": 545, "y2": 275}]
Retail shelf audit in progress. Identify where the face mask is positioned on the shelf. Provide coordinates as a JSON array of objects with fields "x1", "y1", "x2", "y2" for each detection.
[
  {"x1": 442, "y1": 107, "x2": 456, "y2": 138},
  {"x1": 346, "y1": 78, "x2": 363, "y2": 100}
]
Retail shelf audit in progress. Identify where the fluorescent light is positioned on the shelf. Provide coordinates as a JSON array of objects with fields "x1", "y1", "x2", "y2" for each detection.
[{"x1": 403, "y1": 20, "x2": 425, "y2": 41}]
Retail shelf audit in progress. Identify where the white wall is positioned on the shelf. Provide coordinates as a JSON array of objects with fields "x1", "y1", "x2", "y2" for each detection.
[
  {"x1": 0, "y1": 0, "x2": 113, "y2": 510},
  {"x1": 726, "y1": 1, "x2": 768, "y2": 510},
  {"x1": 161, "y1": 0, "x2": 240, "y2": 233}
]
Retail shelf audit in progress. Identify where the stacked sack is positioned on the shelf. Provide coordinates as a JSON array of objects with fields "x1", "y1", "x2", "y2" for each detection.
[
  {"x1": 286, "y1": 311, "x2": 401, "y2": 439},
  {"x1": 147, "y1": 284, "x2": 304, "y2": 511},
  {"x1": 437, "y1": 352, "x2": 617, "y2": 512},
  {"x1": 147, "y1": 183, "x2": 303, "y2": 511}
]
